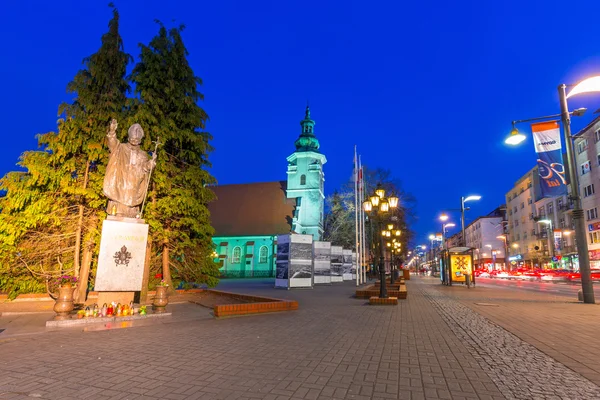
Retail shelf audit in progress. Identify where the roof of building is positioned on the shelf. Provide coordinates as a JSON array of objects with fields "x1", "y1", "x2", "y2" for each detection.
[
  {"x1": 208, "y1": 181, "x2": 296, "y2": 236},
  {"x1": 295, "y1": 105, "x2": 321, "y2": 153},
  {"x1": 572, "y1": 115, "x2": 600, "y2": 138}
]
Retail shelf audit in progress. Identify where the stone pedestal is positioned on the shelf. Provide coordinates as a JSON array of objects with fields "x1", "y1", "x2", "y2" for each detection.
[
  {"x1": 97, "y1": 292, "x2": 135, "y2": 307},
  {"x1": 95, "y1": 217, "x2": 149, "y2": 302}
]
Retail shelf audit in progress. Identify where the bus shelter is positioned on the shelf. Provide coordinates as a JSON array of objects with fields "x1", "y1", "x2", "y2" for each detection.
[{"x1": 440, "y1": 247, "x2": 474, "y2": 286}]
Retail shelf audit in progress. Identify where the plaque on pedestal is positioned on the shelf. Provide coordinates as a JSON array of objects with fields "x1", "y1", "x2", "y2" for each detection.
[{"x1": 95, "y1": 219, "x2": 149, "y2": 293}]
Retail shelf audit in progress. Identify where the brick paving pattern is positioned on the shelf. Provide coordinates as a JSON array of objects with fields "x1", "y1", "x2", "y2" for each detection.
[{"x1": 0, "y1": 277, "x2": 598, "y2": 399}]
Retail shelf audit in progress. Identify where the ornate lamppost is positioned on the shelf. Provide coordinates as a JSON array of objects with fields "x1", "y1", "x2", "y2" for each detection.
[
  {"x1": 363, "y1": 184, "x2": 399, "y2": 298},
  {"x1": 383, "y1": 225, "x2": 402, "y2": 283}
]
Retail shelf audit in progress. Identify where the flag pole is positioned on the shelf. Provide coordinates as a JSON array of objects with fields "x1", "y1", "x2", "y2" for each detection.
[
  {"x1": 360, "y1": 156, "x2": 367, "y2": 283},
  {"x1": 354, "y1": 145, "x2": 360, "y2": 286}
]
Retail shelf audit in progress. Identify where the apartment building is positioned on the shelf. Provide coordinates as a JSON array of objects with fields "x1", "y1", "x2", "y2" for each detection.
[
  {"x1": 533, "y1": 194, "x2": 576, "y2": 269},
  {"x1": 573, "y1": 116, "x2": 600, "y2": 269},
  {"x1": 464, "y1": 207, "x2": 506, "y2": 270},
  {"x1": 505, "y1": 158, "x2": 577, "y2": 269},
  {"x1": 505, "y1": 167, "x2": 541, "y2": 268}
]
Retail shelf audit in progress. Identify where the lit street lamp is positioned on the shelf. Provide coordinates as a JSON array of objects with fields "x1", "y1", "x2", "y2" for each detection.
[
  {"x1": 505, "y1": 75, "x2": 600, "y2": 304},
  {"x1": 363, "y1": 183, "x2": 399, "y2": 299},
  {"x1": 461, "y1": 195, "x2": 481, "y2": 246},
  {"x1": 441, "y1": 220, "x2": 456, "y2": 250}
]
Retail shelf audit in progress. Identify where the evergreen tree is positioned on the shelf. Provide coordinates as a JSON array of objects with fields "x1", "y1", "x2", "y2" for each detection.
[
  {"x1": 130, "y1": 23, "x2": 219, "y2": 290},
  {"x1": 0, "y1": 5, "x2": 131, "y2": 299}
]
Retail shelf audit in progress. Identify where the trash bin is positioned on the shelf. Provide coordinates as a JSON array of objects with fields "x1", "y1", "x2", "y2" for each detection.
[{"x1": 465, "y1": 273, "x2": 471, "y2": 288}]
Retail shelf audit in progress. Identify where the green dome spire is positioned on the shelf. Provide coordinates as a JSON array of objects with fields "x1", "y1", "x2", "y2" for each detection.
[{"x1": 294, "y1": 105, "x2": 320, "y2": 152}]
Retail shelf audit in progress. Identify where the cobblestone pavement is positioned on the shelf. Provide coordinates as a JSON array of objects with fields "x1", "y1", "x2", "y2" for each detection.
[
  {"x1": 0, "y1": 278, "x2": 597, "y2": 399},
  {"x1": 422, "y1": 284, "x2": 600, "y2": 399},
  {"x1": 423, "y1": 277, "x2": 600, "y2": 388}
]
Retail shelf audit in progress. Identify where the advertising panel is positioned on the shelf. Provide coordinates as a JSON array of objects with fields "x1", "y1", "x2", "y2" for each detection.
[{"x1": 450, "y1": 254, "x2": 472, "y2": 283}]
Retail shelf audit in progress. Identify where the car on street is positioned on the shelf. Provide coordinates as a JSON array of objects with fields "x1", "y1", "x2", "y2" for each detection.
[
  {"x1": 474, "y1": 269, "x2": 490, "y2": 278},
  {"x1": 566, "y1": 269, "x2": 600, "y2": 282},
  {"x1": 540, "y1": 269, "x2": 570, "y2": 282},
  {"x1": 490, "y1": 270, "x2": 509, "y2": 279},
  {"x1": 518, "y1": 269, "x2": 543, "y2": 281}
]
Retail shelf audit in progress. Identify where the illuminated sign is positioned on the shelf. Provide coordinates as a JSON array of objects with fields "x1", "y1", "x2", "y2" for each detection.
[
  {"x1": 450, "y1": 254, "x2": 472, "y2": 282},
  {"x1": 589, "y1": 222, "x2": 600, "y2": 231},
  {"x1": 508, "y1": 254, "x2": 523, "y2": 261}
]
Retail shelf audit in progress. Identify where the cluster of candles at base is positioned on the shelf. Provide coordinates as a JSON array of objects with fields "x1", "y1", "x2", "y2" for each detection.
[{"x1": 78, "y1": 302, "x2": 147, "y2": 318}]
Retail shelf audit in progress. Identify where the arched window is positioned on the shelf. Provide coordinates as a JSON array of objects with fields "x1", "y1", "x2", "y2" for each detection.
[
  {"x1": 259, "y1": 246, "x2": 268, "y2": 263},
  {"x1": 232, "y1": 246, "x2": 241, "y2": 264},
  {"x1": 300, "y1": 174, "x2": 306, "y2": 185}
]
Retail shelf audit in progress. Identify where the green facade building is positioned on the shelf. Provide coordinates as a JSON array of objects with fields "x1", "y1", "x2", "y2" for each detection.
[{"x1": 209, "y1": 107, "x2": 326, "y2": 277}]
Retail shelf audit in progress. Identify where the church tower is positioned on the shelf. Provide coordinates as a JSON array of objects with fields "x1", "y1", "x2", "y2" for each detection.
[{"x1": 286, "y1": 106, "x2": 327, "y2": 240}]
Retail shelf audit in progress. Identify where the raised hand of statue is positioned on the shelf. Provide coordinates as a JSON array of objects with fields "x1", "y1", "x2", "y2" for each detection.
[{"x1": 108, "y1": 118, "x2": 118, "y2": 135}]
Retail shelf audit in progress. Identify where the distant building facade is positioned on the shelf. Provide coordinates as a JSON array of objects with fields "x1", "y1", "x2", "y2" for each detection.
[
  {"x1": 505, "y1": 162, "x2": 577, "y2": 269},
  {"x1": 505, "y1": 167, "x2": 541, "y2": 268},
  {"x1": 465, "y1": 207, "x2": 506, "y2": 270},
  {"x1": 573, "y1": 116, "x2": 600, "y2": 269}
]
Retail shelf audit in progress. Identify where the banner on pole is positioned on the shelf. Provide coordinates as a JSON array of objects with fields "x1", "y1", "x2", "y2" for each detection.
[{"x1": 531, "y1": 121, "x2": 567, "y2": 198}]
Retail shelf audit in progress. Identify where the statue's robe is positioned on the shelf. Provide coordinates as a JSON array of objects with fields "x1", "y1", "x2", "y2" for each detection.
[{"x1": 103, "y1": 135, "x2": 152, "y2": 207}]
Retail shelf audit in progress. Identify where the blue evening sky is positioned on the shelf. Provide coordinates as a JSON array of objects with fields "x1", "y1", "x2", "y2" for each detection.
[{"x1": 3, "y1": 1, "x2": 600, "y2": 246}]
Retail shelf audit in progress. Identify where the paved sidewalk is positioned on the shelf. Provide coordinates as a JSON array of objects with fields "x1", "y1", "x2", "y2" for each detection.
[
  {"x1": 0, "y1": 278, "x2": 598, "y2": 399},
  {"x1": 423, "y1": 276, "x2": 600, "y2": 388}
]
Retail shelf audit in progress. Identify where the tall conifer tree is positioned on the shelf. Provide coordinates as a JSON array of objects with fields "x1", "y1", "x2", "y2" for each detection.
[
  {"x1": 0, "y1": 5, "x2": 131, "y2": 299},
  {"x1": 130, "y1": 23, "x2": 219, "y2": 289}
]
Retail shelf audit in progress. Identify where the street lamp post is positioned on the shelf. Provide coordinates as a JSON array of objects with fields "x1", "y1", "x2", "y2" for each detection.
[
  {"x1": 505, "y1": 75, "x2": 600, "y2": 303},
  {"x1": 559, "y1": 83, "x2": 594, "y2": 302},
  {"x1": 363, "y1": 183, "x2": 399, "y2": 299},
  {"x1": 441, "y1": 222, "x2": 456, "y2": 250},
  {"x1": 497, "y1": 235, "x2": 509, "y2": 270},
  {"x1": 428, "y1": 234, "x2": 435, "y2": 274},
  {"x1": 537, "y1": 219, "x2": 555, "y2": 267},
  {"x1": 461, "y1": 195, "x2": 481, "y2": 247}
]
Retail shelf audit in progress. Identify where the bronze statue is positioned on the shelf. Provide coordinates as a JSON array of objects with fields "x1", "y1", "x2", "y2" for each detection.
[{"x1": 103, "y1": 119, "x2": 156, "y2": 218}]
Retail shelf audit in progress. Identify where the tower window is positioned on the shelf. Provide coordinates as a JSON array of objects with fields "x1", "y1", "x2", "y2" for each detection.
[
  {"x1": 300, "y1": 175, "x2": 306, "y2": 185},
  {"x1": 232, "y1": 246, "x2": 241, "y2": 264},
  {"x1": 259, "y1": 246, "x2": 268, "y2": 263}
]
